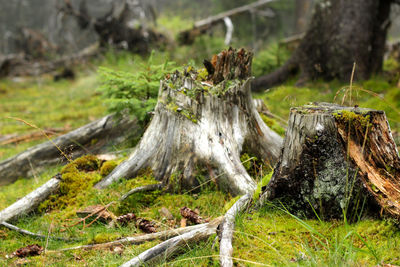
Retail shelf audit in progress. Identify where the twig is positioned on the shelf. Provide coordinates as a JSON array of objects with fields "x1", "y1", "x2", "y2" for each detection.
[
  {"x1": 119, "y1": 217, "x2": 223, "y2": 267},
  {"x1": 1, "y1": 222, "x2": 75, "y2": 242},
  {"x1": 51, "y1": 221, "x2": 220, "y2": 252},
  {"x1": 119, "y1": 183, "x2": 162, "y2": 201},
  {"x1": 64, "y1": 202, "x2": 115, "y2": 229}
]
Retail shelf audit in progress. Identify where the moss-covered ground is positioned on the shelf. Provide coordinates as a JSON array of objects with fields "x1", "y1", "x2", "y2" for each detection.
[{"x1": 1, "y1": 41, "x2": 400, "y2": 266}]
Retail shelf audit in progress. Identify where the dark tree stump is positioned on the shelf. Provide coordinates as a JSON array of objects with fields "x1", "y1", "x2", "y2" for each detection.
[
  {"x1": 261, "y1": 103, "x2": 400, "y2": 220},
  {"x1": 95, "y1": 48, "x2": 283, "y2": 195}
]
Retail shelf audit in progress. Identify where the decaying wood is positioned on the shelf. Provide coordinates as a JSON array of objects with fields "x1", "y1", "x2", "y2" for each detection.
[
  {"x1": 0, "y1": 222, "x2": 73, "y2": 241},
  {"x1": 0, "y1": 43, "x2": 99, "y2": 78},
  {"x1": 119, "y1": 183, "x2": 163, "y2": 201},
  {"x1": 219, "y1": 193, "x2": 251, "y2": 267},
  {"x1": 0, "y1": 114, "x2": 140, "y2": 186},
  {"x1": 0, "y1": 127, "x2": 68, "y2": 145},
  {"x1": 120, "y1": 218, "x2": 222, "y2": 267},
  {"x1": 55, "y1": 221, "x2": 217, "y2": 252},
  {"x1": 95, "y1": 48, "x2": 282, "y2": 196},
  {"x1": 0, "y1": 175, "x2": 61, "y2": 223},
  {"x1": 260, "y1": 103, "x2": 400, "y2": 220},
  {"x1": 178, "y1": 0, "x2": 276, "y2": 45}
]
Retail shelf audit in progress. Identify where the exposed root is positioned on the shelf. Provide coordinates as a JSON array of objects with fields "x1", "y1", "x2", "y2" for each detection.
[
  {"x1": 219, "y1": 193, "x2": 252, "y2": 267},
  {"x1": 119, "y1": 217, "x2": 223, "y2": 267},
  {"x1": 51, "y1": 222, "x2": 215, "y2": 252}
]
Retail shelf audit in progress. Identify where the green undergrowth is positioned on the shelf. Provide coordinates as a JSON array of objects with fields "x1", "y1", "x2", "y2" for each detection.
[
  {"x1": 256, "y1": 76, "x2": 400, "y2": 145},
  {"x1": 0, "y1": 155, "x2": 232, "y2": 266}
]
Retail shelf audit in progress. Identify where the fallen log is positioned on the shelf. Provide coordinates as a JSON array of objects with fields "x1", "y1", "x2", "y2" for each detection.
[
  {"x1": 178, "y1": 0, "x2": 276, "y2": 45},
  {"x1": 119, "y1": 218, "x2": 222, "y2": 267},
  {"x1": 219, "y1": 193, "x2": 252, "y2": 267},
  {"x1": 95, "y1": 48, "x2": 283, "y2": 196},
  {"x1": 260, "y1": 103, "x2": 400, "y2": 220},
  {"x1": 0, "y1": 114, "x2": 140, "y2": 186},
  {"x1": 0, "y1": 174, "x2": 61, "y2": 223}
]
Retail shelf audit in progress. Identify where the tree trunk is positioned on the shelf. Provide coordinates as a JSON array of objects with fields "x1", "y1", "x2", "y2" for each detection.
[
  {"x1": 0, "y1": 114, "x2": 140, "y2": 186},
  {"x1": 293, "y1": 0, "x2": 312, "y2": 34},
  {"x1": 253, "y1": 0, "x2": 394, "y2": 90},
  {"x1": 95, "y1": 48, "x2": 283, "y2": 196},
  {"x1": 260, "y1": 103, "x2": 400, "y2": 220}
]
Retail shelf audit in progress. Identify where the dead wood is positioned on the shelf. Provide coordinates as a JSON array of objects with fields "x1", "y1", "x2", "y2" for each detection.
[
  {"x1": 0, "y1": 43, "x2": 99, "y2": 78},
  {"x1": 0, "y1": 222, "x2": 73, "y2": 241},
  {"x1": 0, "y1": 127, "x2": 68, "y2": 145},
  {"x1": 119, "y1": 183, "x2": 163, "y2": 201},
  {"x1": 54, "y1": 222, "x2": 216, "y2": 252},
  {"x1": 260, "y1": 103, "x2": 400, "y2": 220},
  {"x1": 219, "y1": 193, "x2": 252, "y2": 267},
  {"x1": 178, "y1": 0, "x2": 276, "y2": 45},
  {"x1": 0, "y1": 174, "x2": 61, "y2": 223},
  {"x1": 95, "y1": 48, "x2": 282, "y2": 196},
  {"x1": 0, "y1": 114, "x2": 140, "y2": 186},
  {"x1": 119, "y1": 217, "x2": 222, "y2": 267}
]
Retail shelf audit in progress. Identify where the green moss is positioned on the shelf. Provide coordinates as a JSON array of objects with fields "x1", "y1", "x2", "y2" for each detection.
[
  {"x1": 100, "y1": 160, "x2": 118, "y2": 176},
  {"x1": 90, "y1": 233, "x2": 121, "y2": 244},
  {"x1": 260, "y1": 113, "x2": 286, "y2": 136},
  {"x1": 333, "y1": 110, "x2": 370, "y2": 128},
  {"x1": 253, "y1": 172, "x2": 273, "y2": 201},
  {"x1": 38, "y1": 155, "x2": 102, "y2": 212}
]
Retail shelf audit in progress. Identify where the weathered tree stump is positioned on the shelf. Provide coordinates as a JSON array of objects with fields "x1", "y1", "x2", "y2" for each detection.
[
  {"x1": 95, "y1": 48, "x2": 283, "y2": 195},
  {"x1": 261, "y1": 103, "x2": 400, "y2": 220}
]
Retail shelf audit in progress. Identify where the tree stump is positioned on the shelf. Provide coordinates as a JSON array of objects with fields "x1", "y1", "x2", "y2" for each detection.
[
  {"x1": 261, "y1": 103, "x2": 400, "y2": 220},
  {"x1": 95, "y1": 48, "x2": 283, "y2": 195}
]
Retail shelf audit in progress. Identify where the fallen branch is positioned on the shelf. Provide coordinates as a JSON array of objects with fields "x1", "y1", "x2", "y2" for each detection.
[
  {"x1": 119, "y1": 217, "x2": 222, "y2": 267},
  {"x1": 178, "y1": 0, "x2": 276, "y2": 45},
  {"x1": 0, "y1": 221, "x2": 74, "y2": 242},
  {"x1": 53, "y1": 221, "x2": 219, "y2": 252},
  {"x1": 119, "y1": 183, "x2": 163, "y2": 201},
  {"x1": 219, "y1": 193, "x2": 252, "y2": 267},
  {"x1": 0, "y1": 114, "x2": 140, "y2": 186},
  {"x1": 0, "y1": 174, "x2": 61, "y2": 223},
  {"x1": 0, "y1": 127, "x2": 68, "y2": 145}
]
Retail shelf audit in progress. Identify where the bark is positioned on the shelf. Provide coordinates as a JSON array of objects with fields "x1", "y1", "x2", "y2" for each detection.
[
  {"x1": 95, "y1": 48, "x2": 283, "y2": 196},
  {"x1": 0, "y1": 114, "x2": 140, "y2": 186},
  {"x1": 0, "y1": 175, "x2": 61, "y2": 223},
  {"x1": 294, "y1": 0, "x2": 312, "y2": 34},
  {"x1": 253, "y1": 0, "x2": 394, "y2": 91},
  {"x1": 260, "y1": 103, "x2": 400, "y2": 220},
  {"x1": 120, "y1": 218, "x2": 222, "y2": 267},
  {"x1": 219, "y1": 193, "x2": 251, "y2": 267},
  {"x1": 178, "y1": 0, "x2": 276, "y2": 45}
]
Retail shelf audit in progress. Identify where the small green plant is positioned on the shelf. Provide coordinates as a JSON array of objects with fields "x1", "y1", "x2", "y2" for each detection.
[{"x1": 99, "y1": 51, "x2": 179, "y2": 124}]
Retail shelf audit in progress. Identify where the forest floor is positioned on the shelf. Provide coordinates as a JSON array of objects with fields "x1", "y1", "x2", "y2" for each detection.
[{"x1": 1, "y1": 45, "x2": 400, "y2": 266}]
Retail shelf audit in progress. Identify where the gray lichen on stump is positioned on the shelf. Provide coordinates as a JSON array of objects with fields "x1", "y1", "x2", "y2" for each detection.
[
  {"x1": 261, "y1": 103, "x2": 400, "y2": 220},
  {"x1": 95, "y1": 48, "x2": 283, "y2": 195}
]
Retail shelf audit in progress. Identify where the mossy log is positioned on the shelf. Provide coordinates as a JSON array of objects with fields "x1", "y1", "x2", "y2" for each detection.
[
  {"x1": 260, "y1": 103, "x2": 400, "y2": 220},
  {"x1": 0, "y1": 114, "x2": 140, "y2": 186},
  {"x1": 95, "y1": 48, "x2": 283, "y2": 195}
]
